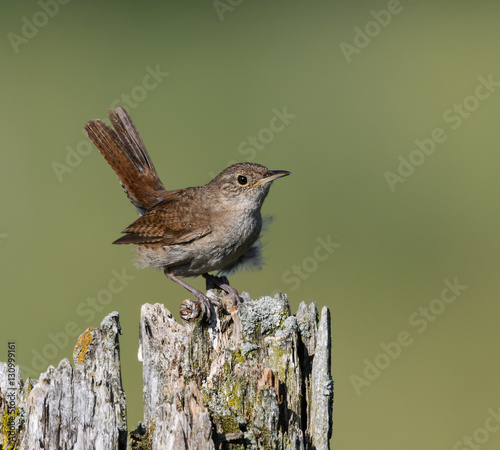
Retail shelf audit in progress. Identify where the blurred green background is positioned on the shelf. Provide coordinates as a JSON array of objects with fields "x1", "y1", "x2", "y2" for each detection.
[{"x1": 2, "y1": 0, "x2": 500, "y2": 448}]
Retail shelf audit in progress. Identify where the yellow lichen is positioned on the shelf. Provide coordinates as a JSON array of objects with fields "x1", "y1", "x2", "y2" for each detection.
[
  {"x1": 232, "y1": 349, "x2": 246, "y2": 367},
  {"x1": 1, "y1": 407, "x2": 19, "y2": 450},
  {"x1": 73, "y1": 327, "x2": 94, "y2": 365}
]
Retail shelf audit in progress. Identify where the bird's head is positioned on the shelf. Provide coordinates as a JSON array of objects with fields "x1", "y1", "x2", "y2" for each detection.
[{"x1": 210, "y1": 162, "x2": 291, "y2": 211}]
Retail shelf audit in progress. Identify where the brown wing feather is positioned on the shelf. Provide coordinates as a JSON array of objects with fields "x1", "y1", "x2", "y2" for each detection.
[
  {"x1": 113, "y1": 188, "x2": 212, "y2": 246},
  {"x1": 84, "y1": 108, "x2": 167, "y2": 212}
]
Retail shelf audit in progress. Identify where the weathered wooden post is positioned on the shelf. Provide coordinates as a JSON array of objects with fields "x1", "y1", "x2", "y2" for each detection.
[
  {"x1": 0, "y1": 291, "x2": 333, "y2": 449},
  {"x1": 0, "y1": 312, "x2": 127, "y2": 449}
]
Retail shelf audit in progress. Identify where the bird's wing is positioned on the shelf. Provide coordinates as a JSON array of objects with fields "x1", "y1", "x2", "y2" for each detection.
[{"x1": 113, "y1": 189, "x2": 212, "y2": 245}]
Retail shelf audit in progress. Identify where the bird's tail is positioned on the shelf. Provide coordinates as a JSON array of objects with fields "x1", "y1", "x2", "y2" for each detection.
[{"x1": 84, "y1": 107, "x2": 167, "y2": 214}]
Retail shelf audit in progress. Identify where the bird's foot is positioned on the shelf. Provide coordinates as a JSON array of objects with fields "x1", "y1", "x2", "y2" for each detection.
[
  {"x1": 179, "y1": 292, "x2": 220, "y2": 322},
  {"x1": 203, "y1": 273, "x2": 243, "y2": 307},
  {"x1": 164, "y1": 269, "x2": 221, "y2": 322}
]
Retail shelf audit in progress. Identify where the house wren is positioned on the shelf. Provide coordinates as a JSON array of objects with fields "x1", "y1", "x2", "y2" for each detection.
[{"x1": 84, "y1": 107, "x2": 290, "y2": 320}]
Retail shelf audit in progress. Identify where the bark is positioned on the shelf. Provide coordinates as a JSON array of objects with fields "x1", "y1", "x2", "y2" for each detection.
[
  {"x1": 0, "y1": 312, "x2": 127, "y2": 450},
  {"x1": 136, "y1": 291, "x2": 333, "y2": 449},
  {"x1": 0, "y1": 292, "x2": 332, "y2": 450}
]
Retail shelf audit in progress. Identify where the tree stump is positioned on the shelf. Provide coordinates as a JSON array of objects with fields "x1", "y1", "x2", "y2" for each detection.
[
  {"x1": 0, "y1": 292, "x2": 333, "y2": 449},
  {"x1": 0, "y1": 312, "x2": 127, "y2": 449}
]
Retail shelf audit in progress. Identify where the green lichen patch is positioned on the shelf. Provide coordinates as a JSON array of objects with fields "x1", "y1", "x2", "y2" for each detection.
[
  {"x1": 220, "y1": 415, "x2": 240, "y2": 434},
  {"x1": 238, "y1": 294, "x2": 290, "y2": 340}
]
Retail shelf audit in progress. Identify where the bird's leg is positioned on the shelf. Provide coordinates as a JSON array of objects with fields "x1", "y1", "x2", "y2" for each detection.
[
  {"x1": 204, "y1": 273, "x2": 231, "y2": 291},
  {"x1": 164, "y1": 270, "x2": 220, "y2": 321},
  {"x1": 203, "y1": 273, "x2": 243, "y2": 307}
]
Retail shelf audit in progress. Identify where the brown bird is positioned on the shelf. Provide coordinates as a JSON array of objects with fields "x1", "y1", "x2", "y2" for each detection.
[{"x1": 84, "y1": 107, "x2": 290, "y2": 319}]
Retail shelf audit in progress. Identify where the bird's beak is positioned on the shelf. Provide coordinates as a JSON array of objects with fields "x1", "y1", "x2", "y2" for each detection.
[{"x1": 253, "y1": 170, "x2": 292, "y2": 187}]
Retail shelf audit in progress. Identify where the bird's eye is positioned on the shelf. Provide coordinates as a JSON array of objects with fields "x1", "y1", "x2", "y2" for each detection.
[{"x1": 237, "y1": 175, "x2": 248, "y2": 185}]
